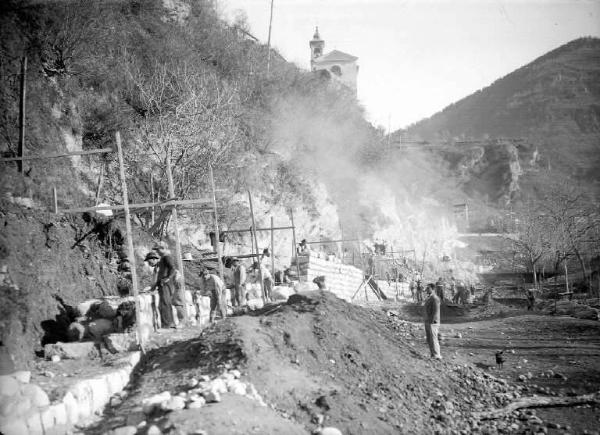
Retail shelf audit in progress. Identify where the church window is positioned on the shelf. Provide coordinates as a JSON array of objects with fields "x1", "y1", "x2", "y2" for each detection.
[{"x1": 330, "y1": 65, "x2": 342, "y2": 76}]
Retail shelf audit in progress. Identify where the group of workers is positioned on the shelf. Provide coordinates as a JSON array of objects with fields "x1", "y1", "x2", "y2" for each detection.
[
  {"x1": 409, "y1": 276, "x2": 476, "y2": 305},
  {"x1": 142, "y1": 242, "x2": 283, "y2": 329}
]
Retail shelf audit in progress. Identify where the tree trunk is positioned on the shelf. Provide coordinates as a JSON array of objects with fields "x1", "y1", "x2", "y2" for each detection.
[{"x1": 473, "y1": 391, "x2": 600, "y2": 420}]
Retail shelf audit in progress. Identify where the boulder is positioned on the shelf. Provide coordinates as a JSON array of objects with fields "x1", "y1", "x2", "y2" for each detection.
[
  {"x1": 10, "y1": 371, "x2": 30, "y2": 384},
  {"x1": 142, "y1": 391, "x2": 171, "y2": 415},
  {"x1": 104, "y1": 333, "x2": 138, "y2": 353},
  {"x1": 272, "y1": 286, "x2": 294, "y2": 302},
  {"x1": 21, "y1": 383, "x2": 50, "y2": 408},
  {"x1": 67, "y1": 322, "x2": 87, "y2": 341},
  {"x1": 321, "y1": 427, "x2": 343, "y2": 435},
  {"x1": 203, "y1": 390, "x2": 221, "y2": 403},
  {"x1": 77, "y1": 300, "x2": 100, "y2": 318},
  {"x1": 0, "y1": 375, "x2": 20, "y2": 396},
  {"x1": 160, "y1": 396, "x2": 186, "y2": 412},
  {"x1": 111, "y1": 426, "x2": 138, "y2": 435},
  {"x1": 44, "y1": 341, "x2": 98, "y2": 360},
  {"x1": 88, "y1": 318, "x2": 115, "y2": 341},
  {"x1": 0, "y1": 418, "x2": 28, "y2": 435}
]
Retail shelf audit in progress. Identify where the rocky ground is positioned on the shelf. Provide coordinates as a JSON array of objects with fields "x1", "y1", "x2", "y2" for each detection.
[{"x1": 81, "y1": 292, "x2": 600, "y2": 435}]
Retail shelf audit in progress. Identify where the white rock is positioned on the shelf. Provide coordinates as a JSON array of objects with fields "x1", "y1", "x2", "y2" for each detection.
[
  {"x1": 160, "y1": 396, "x2": 186, "y2": 412},
  {"x1": 321, "y1": 427, "x2": 343, "y2": 435},
  {"x1": 187, "y1": 397, "x2": 206, "y2": 409},
  {"x1": 22, "y1": 383, "x2": 50, "y2": 407},
  {"x1": 230, "y1": 369, "x2": 241, "y2": 379},
  {"x1": 146, "y1": 424, "x2": 162, "y2": 435},
  {"x1": 228, "y1": 381, "x2": 247, "y2": 396},
  {"x1": 111, "y1": 426, "x2": 138, "y2": 435},
  {"x1": 209, "y1": 378, "x2": 227, "y2": 394},
  {"x1": 219, "y1": 372, "x2": 235, "y2": 381},
  {"x1": 63, "y1": 391, "x2": 79, "y2": 423},
  {"x1": 25, "y1": 411, "x2": 43, "y2": 434},
  {"x1": 187, "y1": 378, "x2": 199, "y2": 388},
  {"x1": 51, "y1": 355, "x2": 61, "y2": 363},
  {"x1": 0, "y1": 375, "x2": 20, "y2": 396},
  {"x1": 0, "y1": 418, "x2": 28, "y2": 435},
  {"x1": 11, "y1": 371, "x2": 31, "y2": 384},
  {"x1": 142, "y1": 391, "x2": 171, "y2": 415}
]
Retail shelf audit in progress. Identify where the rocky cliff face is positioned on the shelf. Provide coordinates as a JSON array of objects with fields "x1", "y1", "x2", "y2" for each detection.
[{"x1": 400, "y1": 37, "x2": 600, "y2": 207}]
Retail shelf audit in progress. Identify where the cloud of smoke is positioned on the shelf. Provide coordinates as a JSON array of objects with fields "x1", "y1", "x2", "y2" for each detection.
[{"x1": 267, "y1": 88, "x2": 465, "y2": 264}]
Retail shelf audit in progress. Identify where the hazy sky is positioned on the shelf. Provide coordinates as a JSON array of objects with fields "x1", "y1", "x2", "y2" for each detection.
[{"x1": 222, "y1": 0, "x2": 600, "y2": 131}]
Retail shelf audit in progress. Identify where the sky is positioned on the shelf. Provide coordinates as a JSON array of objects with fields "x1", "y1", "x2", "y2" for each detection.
[{"x1": 221, "y1": 0, "x2": 600, "y2": 132}]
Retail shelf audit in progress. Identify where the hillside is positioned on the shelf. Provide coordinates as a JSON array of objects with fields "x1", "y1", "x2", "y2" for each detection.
[{"x1": 398, "y1": 37, "x2": 600, "y2": 207}]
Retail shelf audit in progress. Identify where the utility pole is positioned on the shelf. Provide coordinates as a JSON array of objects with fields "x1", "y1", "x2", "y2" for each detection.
[
  {"x1": 209, "y1": 163, "x2": 224, "y2": 279},
  {"x1": 266, "y1": 0, "x2": 274, "y2": 73}
]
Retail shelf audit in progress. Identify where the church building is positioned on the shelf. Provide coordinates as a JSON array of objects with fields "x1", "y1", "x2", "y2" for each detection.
[{"x1": 309, "y1": 27, "x2": 358, "y2": 93}]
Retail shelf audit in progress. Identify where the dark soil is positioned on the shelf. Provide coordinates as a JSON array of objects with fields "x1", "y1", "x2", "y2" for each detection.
[{"x1": 91, "y1": 292, "x2": 535, "y2": 434}]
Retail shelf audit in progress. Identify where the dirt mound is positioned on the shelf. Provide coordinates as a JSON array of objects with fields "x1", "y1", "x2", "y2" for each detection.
[{"x1": 229, "y1": 291, "x2": 520, "y2": 433}]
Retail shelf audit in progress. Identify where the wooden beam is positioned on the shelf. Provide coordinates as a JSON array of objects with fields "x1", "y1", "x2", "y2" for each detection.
[
  {"x1": 166, "y1": 153, "x2": 188, "y2": 323},
  {"x1": 290, "y1": 209, "x2": 301, "y2": 282},
  {"x1": 116, "y1": 132, "x2": 144, "y2": 352},
  {"x1": 0, "y1": 147, "x2": 113, "y2": 162},
  {"x1": 58, "y1": 198, "x2": 212, "y2": 214},
  {"x1": 270, "y1": 216, "x2": 275, "y2": 275},
  {"x1": 209, "y1": 163, "x2": 224, "y2": 280},
  {"x1": 220, "y1": 226, "x2": 294, "y2": 234},
  {"x1": 306, "y1": 238, "x2": 360, "y2": 245},
  {"x1": 248, "y1": 190, "x2": 265, "y2": 303}
]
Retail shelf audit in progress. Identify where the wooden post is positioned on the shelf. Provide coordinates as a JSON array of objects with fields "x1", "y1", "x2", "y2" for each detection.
[
  {"x1": 52, "y1": 186, "x2": 58, "y2": 214},
  {"x1": 165, "y1": 153, "x2": 188, "y2": 322},
  {"x1": 266, "y1": 0, "x2": 274, "y2": 73},
  {"x1": 17, "y1": 56, "x2": 27, "y2": 173},
  {"x1": 270, "y1": 216, "x2": 275, "y2": 277},
  {"x1": 209, "y1": 164, "x2": 224, "y2": 279},
  {"x1": 290, "y1": 209, "x2": 301, "y2": 282},
  {"x1": 115, "y1": 132, "x2": 145, "y2": 352},
  {"x1": 248, "y1": 190, "x2": 265, "y2": 302},
  {"x1": 94, "y1": 161, "x2": 104, "y2": 206},
  {"x1": 150, "y1": 173, "x2": 155, "y2": 226}
]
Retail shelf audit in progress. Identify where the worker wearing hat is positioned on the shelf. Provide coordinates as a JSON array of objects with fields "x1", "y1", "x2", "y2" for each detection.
[
  {"x1": 150, "y1": 241, "x2": 176, "y2": 328},
  {"x1": 199, "y1": 266, "x2": 226, "y2": 322}
]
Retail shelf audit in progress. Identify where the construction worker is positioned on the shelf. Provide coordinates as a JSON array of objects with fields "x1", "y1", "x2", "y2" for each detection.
[
  {"x1": 200, "y1": 267, "x2": 226, "y2": 322},
  {"x1": 253, "y1": 261, "x2": 273, "y2": 302},
  {"x1": 435, "y1": 277, "x2": 445, "y2": 302},
  {"x1": 151, "y1": 242, "x2": 176, "y2": 329},
  {"x1": 423, "y1": 283, "x2": 442, "y2": 360},
  {"x1": 144, "y1": 251, "x2": 161, "y2": 330},
  {"x1": 232, "y1": 258, "x2": 247, "y2": 307}
]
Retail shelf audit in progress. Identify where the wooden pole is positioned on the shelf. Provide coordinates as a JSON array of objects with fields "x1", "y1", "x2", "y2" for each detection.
[
  {"x1": 0, "y1": 147, "x2": 113, "y2": 162},
  {"x1": 221, "y1": 226, "x2": 294, "y2": 234},
  {"x1": 52, "y1": 186, "x2": 58, "y2": 214},
  {"x1": 150, "y1": 173, "x2": 155, "y2": 226},
  {"x1": 290, "y1": 209, "x2": 301, "y2": 282},
  {"x1": 166, "y1": 153, "x2": 187, "y2": 322},
  {"x1": 248, "y1": 190, "x2": 265, "y2": 302},
  {"x1": 17, "y1": 56, "x2": 27, "y2": 173},
  {"x1": 270, "y1": 216, "x2": 275, "y2": 276},
  {"x1": 94, "y1": 161, "x2": 105, "y2": 206},
  {"x1": 266, "y1": 0, "x2": 274, "y2": 73},
  {"x1": 115, "y1": 132, "x2": 145, "y2": 352},
  {"x1": 209, "y1": 164, "x2": 224, "y2": 279}
]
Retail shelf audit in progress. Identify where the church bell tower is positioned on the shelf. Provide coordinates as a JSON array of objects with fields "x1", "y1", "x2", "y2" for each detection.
[{"x1": 309, "y1": 27, "x2": 324, "y2": 70}]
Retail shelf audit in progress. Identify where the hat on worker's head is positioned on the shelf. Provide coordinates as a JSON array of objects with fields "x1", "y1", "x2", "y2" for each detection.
[
  {"x1": 182, "y1": 252, "x2": 194, "y2": 261},
  {"x1": 144, "y1": 251, "x2": 160, "y2": 261},
  {"x1": 231, "y1": 257, "x2": 240, "y2": 264},
  {"x1": 152, "y1": 241, "x2": 168, "y2": 251}
]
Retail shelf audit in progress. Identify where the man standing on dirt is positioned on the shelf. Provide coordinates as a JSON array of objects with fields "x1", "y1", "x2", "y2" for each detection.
[
  {"x1": 232, "y1": 258, "x2": 247, "y2": 307},
  {"x1": 151, "y1": 242, "x2": 176, "y2": 329},
  {"x1": 423, "y1": 283, "x2": 442, "y2": 360},
  {"x1": 200, "y1": 267, "x2": 227, "y2": 322}
]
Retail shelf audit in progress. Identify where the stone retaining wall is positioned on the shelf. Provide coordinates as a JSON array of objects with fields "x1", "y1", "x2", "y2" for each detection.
[
  {"x1": 293, "y1": 253, "x2": 365, "y2": 301},
  {"x1": 1, "y1": 290, "x2": 213, "y2": 435}
]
